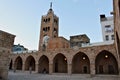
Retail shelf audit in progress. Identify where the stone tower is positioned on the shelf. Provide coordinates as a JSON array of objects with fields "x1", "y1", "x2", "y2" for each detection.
[{"x1": 39, "y1": 3, "x2": 59, "y2": 51}]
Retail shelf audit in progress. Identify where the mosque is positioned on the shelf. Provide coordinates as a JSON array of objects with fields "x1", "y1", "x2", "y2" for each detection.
[{"x1": 9, "y1": 2, "x2": 120, "y2": 76}]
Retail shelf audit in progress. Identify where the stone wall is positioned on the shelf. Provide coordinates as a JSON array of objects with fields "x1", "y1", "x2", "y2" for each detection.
[
  {"x1": 47, "y1": 37, "x2": 69, "y2": 50},
  {"x1": 113, "y1": 0, "x2": 120, "y2": 74},
  {"x1": 0, "y1": 30, "x2": 15, "y2": 80}
]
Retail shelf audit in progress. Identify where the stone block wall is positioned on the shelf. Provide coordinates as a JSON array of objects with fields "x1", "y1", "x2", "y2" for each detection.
[
  {"x1": 0, "y1": 30, "x2": 15, "y2": 80},
  {"x1": 47, "y1": 37, "x2": 70, "y2": 50},
  {"x1": 113, "y1": 0, "x2": 120, "y2": 74}
]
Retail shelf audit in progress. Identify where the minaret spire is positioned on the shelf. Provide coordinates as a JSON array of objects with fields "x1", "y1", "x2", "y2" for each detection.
[
  {"x1": 50, "y1": 2, "x2": 52, "y2": 9},
  {"x1": 48, "y1": 2, "x2": 53, "y2": 14}
]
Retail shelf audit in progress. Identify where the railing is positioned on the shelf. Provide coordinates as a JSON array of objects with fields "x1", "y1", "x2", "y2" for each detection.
[
  {"x1": 81, "y1": 41, "x2": 114, "y2": 47},
  {"x1": 13, "y1": 50, "x2": 38, "y2": 54}
]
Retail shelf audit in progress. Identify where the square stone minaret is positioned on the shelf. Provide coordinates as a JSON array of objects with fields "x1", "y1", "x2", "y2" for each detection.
[
  {"x1": 38, "y1": 3, "x2": 59, "y2": 51},
  {"x1": 0, "y1": 30, "x2": 15, "y2": 80}
]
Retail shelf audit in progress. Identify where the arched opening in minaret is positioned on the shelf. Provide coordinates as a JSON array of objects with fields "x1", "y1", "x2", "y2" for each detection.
[
  {"x1": 38, "y1": 55, "x2": 49, "y2": 73},
  {"x1": 14, "y1": 56, "x2": 22, "y2": 70},
  {"x1": 53, "y1": 53, "x2": 67, "y2": 73},
  {"x1": 95, "y1": 50, "x2": 118, "y2": 74},
  {"x1": 72, "y1": 52, "x2": 90, "y2": 74},
  {"x1": 25, "y1": 56, "x2": 35, "y2": 71}
]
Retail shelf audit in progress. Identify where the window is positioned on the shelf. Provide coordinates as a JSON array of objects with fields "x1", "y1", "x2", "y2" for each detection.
[
  {"x1": 47, "y1": 27, "x2": 50, "y2": 31},
  {"x1": 48, "y1": 18, "x2": 50, "y2": 22},
  {"x1": 43, "y1": 19, "x2": 46, "y2": 22},
  {"x1": 105, "y1": 25, "x2": 113, "y2": 33},
  {"x1": 54, "y1": 28, "x2": 57, "y2": 32},
  {"x1": 53, "y1": 28, "x2": 57, "y2": 34},
  {"x1": 105, "y1": 35, "x2": 109, "y2": 41},
  {"x1": 43, "y1": 19, "x2": 47, "y2": 23},
  {"x1": 43, "y1": 18, "x2": 50, "y2": 23},
  {"x1": 43, "y1": 28, "x2": 47, "y2": 32},
  {"x1": 54, "y1": 35, "x2": 56, "y2": 38},
  {"x1": 111, "y1": 35, "x2": 114, "y2": 40},
  {"x1": 54, "y1": 19, "x2": 58, "y2": 24},
  {"x1": 43, "y1": 27, "x2": 50, "y2": 32}
]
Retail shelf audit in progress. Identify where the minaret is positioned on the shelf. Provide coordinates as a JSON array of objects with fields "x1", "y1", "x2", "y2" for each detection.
[{"x1": 38, "y1": 3, "x2": 59, "y2": 51}]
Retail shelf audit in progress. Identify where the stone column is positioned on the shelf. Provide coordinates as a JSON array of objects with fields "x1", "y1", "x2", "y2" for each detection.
[
  {"x1": 68, "y1": 63, "x2": 72, "y2": 75},
  {"x1": 90, "y1": 61, "x2": 95, "y2": 77},
  {"x1": 49, "y1": 63, "x2": 53, "y2": 74},
  {"x1": 13, "y1": 62, "x2": 16, "y2": 72},
  {"x1": 118, "y1": 63, "x2": 120, "y2": 76},
  {"x1": 35, "y1": 63, "x2": 39, "y2": 73},
  {"x1": 118, "y1": 56, "x2": 120, "y2": 76},
  {"x1": 12, "y1": 62, "x2": 14, "y2": 70},
  {"x1": 22, "y1": 62, "x2": 25, "y2": 71}
]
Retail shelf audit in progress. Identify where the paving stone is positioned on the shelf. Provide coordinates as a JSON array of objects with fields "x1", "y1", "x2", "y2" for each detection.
[{"x1": 8, "y1": 71, "x2": 120, "y2": 80}]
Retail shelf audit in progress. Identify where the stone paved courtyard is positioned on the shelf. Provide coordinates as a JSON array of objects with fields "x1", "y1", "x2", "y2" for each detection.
[{"x1": 8, "y1": 71, "x2": 120, "y2": 80}]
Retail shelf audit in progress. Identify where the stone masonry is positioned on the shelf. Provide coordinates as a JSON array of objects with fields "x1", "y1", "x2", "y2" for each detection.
[
  {"x1": 0, "y1": 30, "x2": 15, "y2": 80},
  {"x1": 113, "y1": 0, "x2": 120, "y2": 75}
]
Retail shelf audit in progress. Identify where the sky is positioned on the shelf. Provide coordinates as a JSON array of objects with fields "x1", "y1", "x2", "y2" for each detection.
[{"x1": 0, "y1": 0, "x2": 113, "y2": 50}]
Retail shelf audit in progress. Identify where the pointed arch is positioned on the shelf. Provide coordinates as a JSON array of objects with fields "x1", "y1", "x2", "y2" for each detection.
[
  {"x1": 14, "y1": 56, "x2": 23, "y2": 70},
  {"x1": 38, "y1": 55, "x2": 49, "y2": 73},
  {"x1": 53, "y1": 53, "x2": 67, "y2": 73},
  {"x1": 72, "y1": 52, "x2": 90, "y2": 74},
  {"x1": 95, "y1": 50, "x2": 118, "y2": 74},
  {"x1": 25, "y1": 56, "x2": 35, "y2": 71}
]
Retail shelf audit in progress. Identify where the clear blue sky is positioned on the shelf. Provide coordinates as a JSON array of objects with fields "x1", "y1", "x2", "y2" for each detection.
[{"x1": 0, "y1": 0, "x2": 113, "y2": 50}]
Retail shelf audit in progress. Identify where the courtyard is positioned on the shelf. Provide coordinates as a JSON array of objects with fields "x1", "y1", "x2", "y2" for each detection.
[{"x1": 8, "y1": 71, "x2": 120, "y2": 80}]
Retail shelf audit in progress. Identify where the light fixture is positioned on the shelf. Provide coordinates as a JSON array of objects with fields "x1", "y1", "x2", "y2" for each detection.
[
  {"x1": 83, "y1": 57, "x2": 86, "y2": 60},
  {"x1": 64, "y1": 58, "x2": 67, "y2": 61},
  {"x1": 105, "y1": 55, "x2": 108, "y2": 58}
]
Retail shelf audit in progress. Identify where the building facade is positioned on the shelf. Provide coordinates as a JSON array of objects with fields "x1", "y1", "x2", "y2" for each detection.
[
  {"x1": 9, "y1": 3, "x2": 120, "y2": 76},
  {"x1": 100, "y1": 14, "x2": 114, "y2": 42},
  {"x1": 0, "y1": 30, "x2": 15, "y2": 80},
  {"x1": 70, "y1": 34, "x2": 90, "y2": 49}
]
